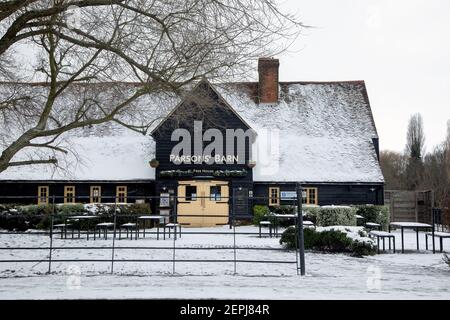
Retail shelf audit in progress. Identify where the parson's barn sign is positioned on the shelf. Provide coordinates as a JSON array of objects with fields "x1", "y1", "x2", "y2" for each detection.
[
  {"x1": 169, "y1": 120, "x2": 256, "y2": 165},
  {"x1": 0, "y1": 58, "x2": 385, "y2": 227}
]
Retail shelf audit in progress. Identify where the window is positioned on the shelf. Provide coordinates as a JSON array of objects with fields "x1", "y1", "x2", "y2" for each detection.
[
  {"x1": 37, "y1": 186, "x2": 49, "y2": 205},
  {"x1": 210, "y1": 186, "x2": 222, "y2": 201},
  {"x1": 90, "y1": 186, "x2": 101, "y2": 203},
  {"x1": 186, "y1": 186, "x2": 197, "y2": 201},
  {"x1": 268, "y1": 187, "x2": 280, "y2": 206},
  {"x1": 302, "y1": 188, "x2": 318, "y2": 205},
  {"x1": 116, "y1": 186, "x2": 127, "y2": 203},
  {"x1": 64, "y1": 186, "x2": 75, "y2": 204}
]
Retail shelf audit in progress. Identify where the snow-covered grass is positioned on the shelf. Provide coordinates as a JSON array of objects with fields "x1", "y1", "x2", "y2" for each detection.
[{"x1": 0, "y1": 225, "x2": 449, "y2": 299}]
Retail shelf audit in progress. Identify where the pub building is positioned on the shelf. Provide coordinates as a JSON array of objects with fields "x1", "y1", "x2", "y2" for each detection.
[{"x1": 0, "y1": 58, "x2": 384, "y2": 227}]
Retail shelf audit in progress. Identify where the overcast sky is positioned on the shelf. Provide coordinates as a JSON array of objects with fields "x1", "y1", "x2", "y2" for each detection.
[
  {"x1": 277, "y1": 0, "x2": 450, "y2": 152},
  {"x1": 13, "y1": 1, "x2": 449, "y2": 153}
]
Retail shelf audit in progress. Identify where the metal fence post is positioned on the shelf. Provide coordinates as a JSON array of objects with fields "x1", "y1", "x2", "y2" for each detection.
[
  {"x1": 296, "y1": 183, "x2": 306, "y2": 276},
  {"x1": 48, "y1": 195, "x2": 55, "y2": 274},
  {"x1": 172, "y1": 195, "x2": 176, "y2": 275},
  {"x1": 232, "y1": 189, "x2": 237, "y2": 275},
  {"x1": 111, "y1": 200, "x2": 117, "y2": 274},
  {"x1": 432, "y1": 208, "x2": 436, "y2": 254}
]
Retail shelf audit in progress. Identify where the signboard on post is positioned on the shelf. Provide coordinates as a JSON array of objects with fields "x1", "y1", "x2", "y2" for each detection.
[
  {"x1": 280, "y1": 191, "x2": 297, "y2": 200},
  {"x1": 160, "y1": 193, "x2": 170, "y2": 208}
]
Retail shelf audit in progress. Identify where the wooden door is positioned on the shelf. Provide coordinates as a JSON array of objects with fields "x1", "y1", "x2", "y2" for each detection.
[{"x1": 177, "y1": 180, "x2": 229, "y2": 227}]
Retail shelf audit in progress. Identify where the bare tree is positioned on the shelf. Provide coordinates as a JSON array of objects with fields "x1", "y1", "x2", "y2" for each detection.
[
  {"x1": 380, "y1": 150, "x2": 407, "y2": 190},
  {"x1": 404, "y1": 113, "x2": 425, "y2": 190},
  {"x1": 405, "y1": 113, "x2": 425, "y2": 159},
  {"x1": 0, "y1": 0, "x2": 304, "y2": 174},
  {"x1": 422, "y1": 145, "x2": 449, "y2": 207}
]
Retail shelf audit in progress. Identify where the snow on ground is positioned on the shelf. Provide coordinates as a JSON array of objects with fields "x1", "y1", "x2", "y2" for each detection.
[{"x1": 0, "y1": 225, "x2": 448, "y2": 300}]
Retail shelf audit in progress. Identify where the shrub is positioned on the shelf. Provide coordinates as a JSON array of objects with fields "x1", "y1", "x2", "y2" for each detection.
[
  {"x1": 56, "y1": 204, "x2": 86, "y2": 215},
  {"x1": 271, "y1": 205, "x2": 297, "y2": 227},
  {"x1": 355, "y1": 205, "x2": 390, "y2": 231},
  {"x1": 272, "y1": 205, "x2": 295, "y2": 215},
  {"x1": 350, "y1": 240, "x2": 376, "y2": 257},
  {"x1": 313, "y1": 229, "x2": 352, "y2": 252},
  {"x1": 253, "y1": 205, "x2": 270, "y2": 225},
  {"x1": 279, "y1": 226, "x2": 375, "y2": 256},
  {"x1": 279, "y1": 226, "x2": 297, "y2": 249},
  {"x1": 316, "y1": 206, "x2": 357, "y2": 227},
  {"x1": 20, "y1": 204, "x2": 55, "y2": 215},
  {"x1": 302, "y1": 205, "x2": 320, "y2": 225},
  {"x1": 116, "y1": 203, "x2": 152, "y2": 215}
]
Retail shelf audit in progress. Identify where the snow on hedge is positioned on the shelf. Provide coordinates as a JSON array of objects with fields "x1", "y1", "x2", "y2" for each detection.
[{"x1": 316, "y1": 225, "x2": 375, "y2": 245}]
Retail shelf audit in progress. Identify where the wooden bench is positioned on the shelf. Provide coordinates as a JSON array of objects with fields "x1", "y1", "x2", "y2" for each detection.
[
  {"x1": 365, "y1": 222, "x2": 382, "y2": 231},
  {"x1": 119, "y1": 223, "x2": 138, "y2": 240},
  {"x1": 94, "y1": 222, "x2": 115, "y2": 240},
  {"x1": 164, "y1": 223, "x2": 181, "y2": 240},
  {"x1": 53, "y1": 223, "x2": 71, "y2": 239},
  {"x1": 259, "y1": 221, "x2": 273, "y2": 238},
  {"x1": 369, "y1": 231, "x2": 395, "y2": 253},
  {"x1": 425, "y1": 232, "x2": 450, "y2": 253}
]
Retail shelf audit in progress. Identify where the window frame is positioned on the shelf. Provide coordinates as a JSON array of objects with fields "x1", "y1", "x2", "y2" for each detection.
[
  {"x1": 64, "y1": 186, "x2": 76, "y2": 204},
  {"x1": 210, "y1": 186, "x2": 222, "y2": 201},
  {"x1": 268, "y1": 187, "x2": 280, "y2": 206},
  {"x1": 90, "y1": 186, "x2": 102, "y2": 203},
  {"x1": 302, "y1": 187, "x2": 318, "y2": 205},
  {"x1": 37, "y1": 186, "x2": 49, "y2": 205},
  {"x1": 116, "y1": 186, "x2": 128, "y2": 204},
  {"x1": 185, "y1": 185, "x2": 197, "y2": 201}
]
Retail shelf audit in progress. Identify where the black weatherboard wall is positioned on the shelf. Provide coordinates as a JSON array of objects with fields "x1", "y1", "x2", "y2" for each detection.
[
  {"x1": 253, "y1": 183, "x2": 384, "y2": 206},
  {"x1": 0, "y1": 181, "x2": 154, "y2": 205},
  {"x1": 152, "y1": 80, "x2": 254, "y2": 203}
]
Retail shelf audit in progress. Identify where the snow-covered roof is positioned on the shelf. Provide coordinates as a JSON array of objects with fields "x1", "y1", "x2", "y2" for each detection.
[{"x1": 0, "y1": 80, "x2": 384, "y2": 183}]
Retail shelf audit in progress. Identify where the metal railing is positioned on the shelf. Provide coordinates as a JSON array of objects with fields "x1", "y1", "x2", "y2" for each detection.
[{"x1": 0, "y1": 190, "x2": 307, "y2": 276}]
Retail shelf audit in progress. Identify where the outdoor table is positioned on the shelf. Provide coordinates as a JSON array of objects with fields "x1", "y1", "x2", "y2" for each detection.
[
  {"x1": 389, "y1": 222, "x2": 433, "y2": 253},
  {"x1": 94, "y1": 222, "x2": 115, "y2": 240},
  {"x1": 67, "y1": 216, "x2": 97, "y2": 240},
  {"x1": 425, "y1": 232, "x2": 450, "y2": 253},
  {"x1": 259, "y1": 221, "x2": 273, "y2": 238},
  {"x1": 369, "y1": 230, "x2": 396, "y2": 254},
  {"x1": 365, "y1": 222, "x2": 382, "y2": 231},
  {"x1": 164, "y1": 223, "x2": 182, "y2": 240},
  {"x1": 272, "y1": 214, "x2": 310, "y2": 236},
  {"x1": 119, "y1": 223, "x2": 138, "y2": 240},
  {"x1": 52, "y1": 223, "x2": 72, "y2": 239},
  {"x1": 138, "y1": 215, "x2": 165, "y2": 239}
]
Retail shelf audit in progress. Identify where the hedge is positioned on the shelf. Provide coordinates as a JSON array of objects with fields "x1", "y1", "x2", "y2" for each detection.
[
  {"x1": 279, "y1": 226, "x2": 376, "y2": 257},
  {"x1": 354, "y1": 205, "x2": 390, "y2": 231},
  {"x1": 0, "y1": 203, "x2": 152, "y2": 231},
  {"x1": 253, "y1": 205, "x2": 270, "y2": 225},
  {"x1": 316, "y1": 206, "x2": 357, "y2": 227}
]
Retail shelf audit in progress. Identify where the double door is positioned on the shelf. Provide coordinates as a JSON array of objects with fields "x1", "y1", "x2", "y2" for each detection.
[{"x1": 177, "y1": 180, "x2": 229, "y2": 227}]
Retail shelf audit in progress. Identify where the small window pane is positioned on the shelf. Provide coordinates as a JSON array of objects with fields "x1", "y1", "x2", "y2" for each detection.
[
  {"x1": 186, "y1": 186, "x2": 197, "y2": 201},
  {"x1": 210, "y1": 186, "x2": 221, "y2": 201}
]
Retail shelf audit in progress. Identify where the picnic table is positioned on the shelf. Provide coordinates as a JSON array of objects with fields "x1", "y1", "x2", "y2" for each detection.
[
  {"x1": 389, "y1": 222, "x2": 433, "y2": 253},
  {"x1": 163, "y1": 223, "x2": 182, "y2": 240},
  {"x1": 67, "y1": 215, "x2": 97, "y2": 240},
  {"x1": 138, "y1": 215, "x2": 165, "y2": 239},
  {"x1": 94, "y1": 222, "x2": 115, "y2": 240},
  {"x1": 52, "y1": 223, "x2": 72, "y2": 239},
  {"x1": 271, "y1": 214, "x2": 314, "y2": 236},
  {"x1": 119, "y1": 223, "x2": 138, "y2": 240},
  {"x1": 369, "y1": 230, "x2": 396, "y2": 253}
]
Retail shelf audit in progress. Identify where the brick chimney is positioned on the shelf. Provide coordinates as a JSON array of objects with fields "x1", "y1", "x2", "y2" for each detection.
[{"x1": 258, "y1": 57, "x2": 279, "y2": 104}]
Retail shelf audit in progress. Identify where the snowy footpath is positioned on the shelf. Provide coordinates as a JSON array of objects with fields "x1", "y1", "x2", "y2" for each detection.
[{"x1": 0, "y1": 226, "x2": 448, "y2": 299}]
